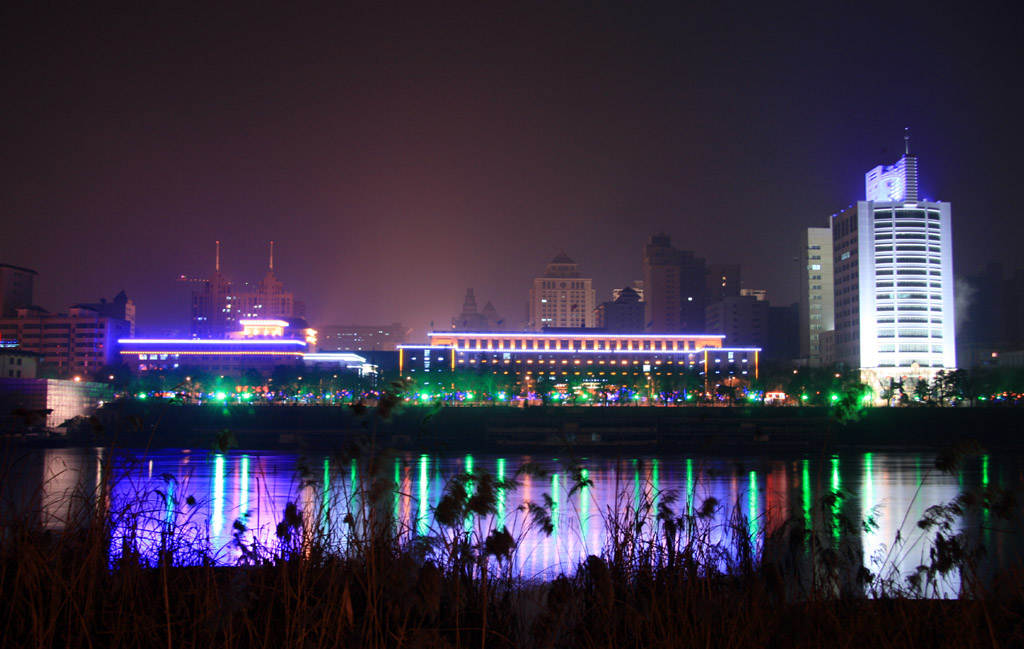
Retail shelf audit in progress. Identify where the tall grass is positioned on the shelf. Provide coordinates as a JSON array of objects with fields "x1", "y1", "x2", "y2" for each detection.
[{"x1": 1, "y1": 434, "x2": 1022, "y2": 647}]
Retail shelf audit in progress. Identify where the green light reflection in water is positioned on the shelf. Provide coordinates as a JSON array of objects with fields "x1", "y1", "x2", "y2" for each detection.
[
  {"x1": 322, "y1": 457, "x2": 330, "y2": 530},
  {"x1": 686, "y1": 458, "x2": 695, "y2": 517},
  {"x1": 580, "y1": 467, "x2": 590, "y2": 545},
  {"x1": 212, "y1": 454, "x2": 225, "y2": 534},
  {"x1": 633, "y1": 459, "x2": 641, "y2": 514},
  {"x1": 801, "y1": 459, "x2": 811, "y2": 532},
  {"x1": 418, "y1": 454, "x2": 429, "y2": 536},
  {"x1": 652, "y1": 458, "x2": 660, "y2": 513},
  {"x1": 464, "y1": 454, "x2": 476, "y2": 533},
  {"x1": 748, "y1": 471, "x2": 758, "y2": 542},
  {"x1": 496, "y1": 457, "x2": 507, "y2": 524}
]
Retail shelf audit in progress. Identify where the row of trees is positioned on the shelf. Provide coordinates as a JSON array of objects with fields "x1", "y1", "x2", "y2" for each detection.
[{"x1": 88, "y1": 360, "x2": 1024, "y2": 407}]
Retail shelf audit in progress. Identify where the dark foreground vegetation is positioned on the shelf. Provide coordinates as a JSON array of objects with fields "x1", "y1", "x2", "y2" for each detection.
[{"x1": 2, "y1": 430, "x2": 1023, "y2": 649}]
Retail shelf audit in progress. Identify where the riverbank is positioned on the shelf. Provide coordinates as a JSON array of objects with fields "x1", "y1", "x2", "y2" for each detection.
[{"x1": 64, "y1": 401, "x2": 1024, "y2": 452}]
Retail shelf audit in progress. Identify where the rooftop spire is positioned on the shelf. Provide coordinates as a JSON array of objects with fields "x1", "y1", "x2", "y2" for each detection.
[
  {"x1": 904, "y1": 126, "x2": 910, "y2": 155},
  {"x1": 269, "y1": 240, "x2": 274, "y2": 271},
  {"x1": 215, "y1": 240, "x2": 220, "y2": 272}
]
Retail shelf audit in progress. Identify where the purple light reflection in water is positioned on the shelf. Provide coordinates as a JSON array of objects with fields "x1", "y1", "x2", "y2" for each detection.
[{"x1": 2, "y1": 448, "x2": 1020, "y2": 595}]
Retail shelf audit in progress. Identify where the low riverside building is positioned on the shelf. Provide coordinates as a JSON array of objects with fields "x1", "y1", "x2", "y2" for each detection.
[
  {"x1": 119, "y1": 338, "x2": 308, "y2": 375},
  {"x1": 398, "y1": 331, "x2": 760, "y2": 391},
  {"x1": 119, "y1": 318, "x2": 368, "y2": 377}
]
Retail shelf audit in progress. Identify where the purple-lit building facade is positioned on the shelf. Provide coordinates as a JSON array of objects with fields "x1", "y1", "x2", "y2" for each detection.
[{"x1": 119, "y1": 338, "x2": 308, "y2": 375}]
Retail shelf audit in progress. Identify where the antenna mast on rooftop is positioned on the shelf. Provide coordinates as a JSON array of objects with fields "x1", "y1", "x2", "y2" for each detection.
[
  {"x1": 215, "y1": 240, "x2": 220, "y2": 271},
  {"x1": 269, "y1": 240, "x2": 274, "y2": 271}
]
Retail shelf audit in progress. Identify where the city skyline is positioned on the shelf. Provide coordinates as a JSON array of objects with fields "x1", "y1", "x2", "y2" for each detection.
[{"x1": 2, "y1": 4, "x2": 1019, "y2": 338}]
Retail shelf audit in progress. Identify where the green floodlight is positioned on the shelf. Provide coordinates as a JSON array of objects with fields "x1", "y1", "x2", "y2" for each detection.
[
  {"x1": 137, "y1": 393, "x2": 147, "y2": 400},
  {"x1": 800, "y1": 394, "x2": 809, "y2": 401},
  {"x1": 216, "y1": 391, "x2": 228, "y2": 401},
  {"x1": 830, "y1": 393, "x2": 839, "y2": 402}
]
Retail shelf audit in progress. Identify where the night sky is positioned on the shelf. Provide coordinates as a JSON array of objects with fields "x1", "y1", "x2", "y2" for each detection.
[{"x1": 2, "y1": 3, "x2": 1020, "y2": 339}]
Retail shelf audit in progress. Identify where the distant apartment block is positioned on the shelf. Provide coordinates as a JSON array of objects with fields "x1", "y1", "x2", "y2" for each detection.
[
  {"x1": 73, "y1": 290, "x2": 136, "y2": 336},
  {"x1": 705, "y1": 295, "x2": 768, "y2": 349},
  {"x1": 0, "y1": 305, "x2": 131, "y2": 377},
  {"x1": 706, "y1": 263, "x2": 742, "y2": 305},
  {"x1": 0, "y1": 263, "x2": 36, "y2": 318},
  {"x1": 611, "y1": 281, "x2": 644, "y2": 302},
  {"x1": 642, "y1": 234, "x2": 706, "y2": 333},
  {"x1": 529, "y1": 251, "x2": 595, "y2": 330},
  {"x1": 799, "y1": 227, "x2": 834, "y2": 366},
  {"x1": 595, "y1": 286, "x2": 645, "y2": 333},
  {"x1": 317, "y1": 323, "x2": 410, "y2": 352}
]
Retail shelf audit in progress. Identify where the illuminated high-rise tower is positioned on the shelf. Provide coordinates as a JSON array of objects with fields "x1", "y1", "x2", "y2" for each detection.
[
  {"x1": 865, "y1": 129, "x2": 919, "y2": 202},
  {"x1": 832, "y1": 144, "x2": 955, "y2": 387}
]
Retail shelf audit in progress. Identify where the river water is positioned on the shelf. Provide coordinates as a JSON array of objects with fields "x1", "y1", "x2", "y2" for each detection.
[{"x1": 2, "y1": 444, "x2": 1021, "y2": 596}]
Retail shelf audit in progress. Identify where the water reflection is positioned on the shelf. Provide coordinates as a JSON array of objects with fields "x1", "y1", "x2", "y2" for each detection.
[{"x1": 2, "y1": 447, "x2": 1020, "y2": 595}]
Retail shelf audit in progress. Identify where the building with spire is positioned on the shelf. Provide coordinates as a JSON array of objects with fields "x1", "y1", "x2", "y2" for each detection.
[
  {"x1": 830, "y1": 135, "x2": 955, "y2": 387},
  {"x1": 452, "y1": 288, "x2": 505, "y2": 331},
  {"x1": 190, "y1": 241, "x2": 299, "y2": 339},
  {"x1": 233, "y1": 241, "x2": 296, "y2": 322},
  {"x1": 528, "y1": 251, "x2": 595, "y2": 330}
]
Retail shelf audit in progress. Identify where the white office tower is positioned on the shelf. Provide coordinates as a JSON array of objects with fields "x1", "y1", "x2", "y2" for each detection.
[{"x1": 832, "y1": 152, "x2": 955, "y2": 388}]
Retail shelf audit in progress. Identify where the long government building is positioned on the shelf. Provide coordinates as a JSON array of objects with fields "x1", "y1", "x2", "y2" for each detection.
[{"x1": 398, "y1": 331, "x2": 760, "y2": 381}]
